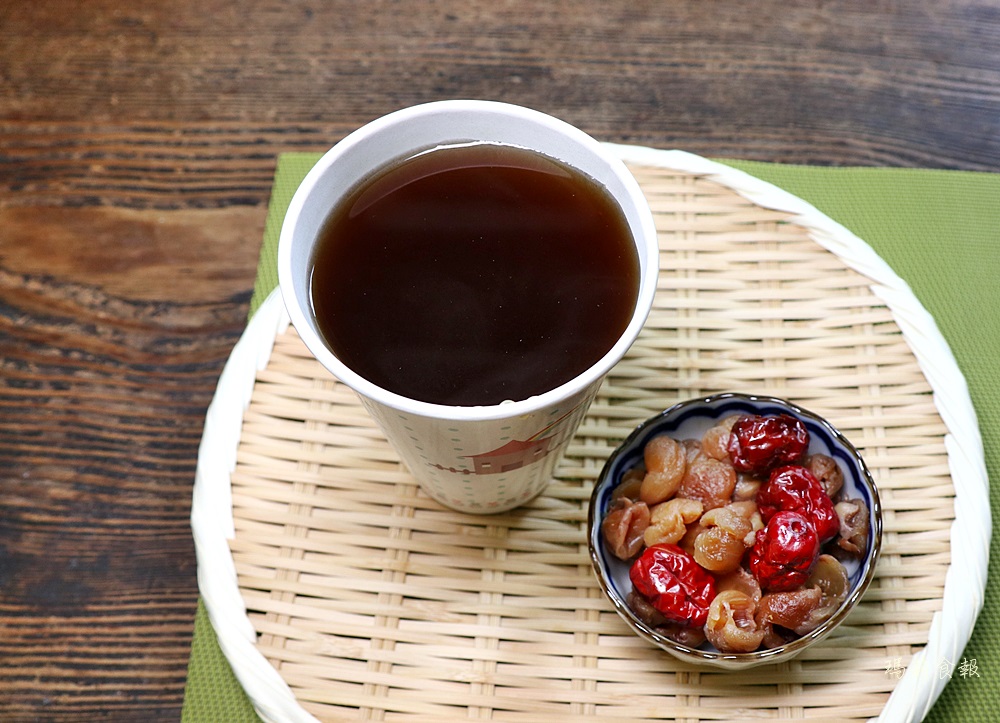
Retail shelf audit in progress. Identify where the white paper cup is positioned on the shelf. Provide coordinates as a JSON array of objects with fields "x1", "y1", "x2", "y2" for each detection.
[{"x1": 278, "y1": 100, "x2": 658, "y2": 513}]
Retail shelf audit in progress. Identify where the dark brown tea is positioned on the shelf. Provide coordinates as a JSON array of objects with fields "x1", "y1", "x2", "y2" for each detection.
[{"x1": 309, "y1": 142, "x2": 639, "y2": 406}]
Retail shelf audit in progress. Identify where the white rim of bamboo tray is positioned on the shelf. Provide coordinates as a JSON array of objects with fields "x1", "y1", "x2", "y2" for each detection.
[{"x1": 190, "y1": 145, "x2": 990, "y2": 723}]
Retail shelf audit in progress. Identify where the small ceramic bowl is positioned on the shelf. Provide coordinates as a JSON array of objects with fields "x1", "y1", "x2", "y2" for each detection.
[{"x1": 587, "y1": 392, "x2": 882, "y2": 668}]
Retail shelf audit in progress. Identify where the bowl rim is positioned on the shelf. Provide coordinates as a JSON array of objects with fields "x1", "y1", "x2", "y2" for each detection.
[{"x1": 587, "y1": 391, "x2": 884, "y2": 665}]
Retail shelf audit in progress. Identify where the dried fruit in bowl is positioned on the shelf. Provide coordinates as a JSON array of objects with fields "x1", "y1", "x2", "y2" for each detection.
[
  {"x1": 727, "y1": 414, "x2": 809, "y2": 475},
  {"x1": 601, "y1": 405, "x2": 871, "y2": 655},
  {"x1": 757, "y1": 465, "x2": 839, "y2": 542},
  {"x1": 629, "y1": 544, "x2": 716, "y2": 627},
  {"x1": 748, "y1": 510, "x2": 820, "y2": 592}
]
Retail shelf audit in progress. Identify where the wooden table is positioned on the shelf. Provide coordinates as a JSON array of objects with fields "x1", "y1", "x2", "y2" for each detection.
[{"x1": 1, "y1": 2, "x2": 998, "y2": 720}]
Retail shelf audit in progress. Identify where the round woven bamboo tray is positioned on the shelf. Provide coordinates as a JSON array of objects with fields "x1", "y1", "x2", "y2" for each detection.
[{"x1": 192, "y1": 147, "x2": 990, "y2": 723}]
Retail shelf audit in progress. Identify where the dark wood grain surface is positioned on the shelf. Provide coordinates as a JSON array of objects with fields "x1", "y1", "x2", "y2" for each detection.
[{"x1": 1, "y1": 1, "x2": 998, "y2": 720}]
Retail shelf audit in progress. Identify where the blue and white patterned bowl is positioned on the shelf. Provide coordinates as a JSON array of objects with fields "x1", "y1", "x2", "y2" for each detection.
[{"x1": 587, "y1": 392, "x2": 882, "y2": 668}]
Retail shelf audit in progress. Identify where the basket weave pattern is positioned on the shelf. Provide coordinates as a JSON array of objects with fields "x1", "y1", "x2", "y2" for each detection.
[{"x1": 227, "y1": 166, "x2": 951, "y2": 721}]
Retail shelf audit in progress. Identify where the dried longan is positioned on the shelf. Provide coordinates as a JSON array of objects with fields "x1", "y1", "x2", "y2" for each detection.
[
  {"x1": 644, "y1": 497, "x2": 704, "y2": 547},
  {"x1": 756, "y1": 587, "x2": 823, "y2": 635},
  {"x1": 795, "y1": 554, "x2": 850, "y2": 634},
  {"x1": 701, "y1": 425, "x2": 731, "y2": 461},
  {"x1": 601, "y1": 497, "x2": 650, "y2": 560},
  {"x1": 835, "y1": 498, "x2": 869, "y2": 555},
  {"x1": 660, "y1": 622, "x2": 707, "y2": 648},
  {"x1": 692, "y1": 503, "x2": 758, "y2": 574},
  {"x1": 733, "y1": 475, "x2": 762, "y2": 502},
  {"x1": 693, "y1": 525, "x2": 746, "y2": 574},
  {"x1": 715, "y1": 566, "x2": 762, "y2": 604},
  {"x1": 678, "y1": 457, "x2": 737, "y2": 510},
  {"x1": 701, "y1": 415, "x2": 741, "y2": 461},
  {"x1": 705, "y1": 590, "x2": 765, "y2": 653},
  {"x1": 806, "y1": 453, "x2": 845, "y2": 498},
  {"x1": 612, "y1": 466, "x2": 645, "y2": 502},
  {"x1": 639, "y1": 435, "x2": 687, "y2": 506}
]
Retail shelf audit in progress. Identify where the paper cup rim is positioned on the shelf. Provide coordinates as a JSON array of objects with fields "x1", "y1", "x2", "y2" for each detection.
[{"x1": 277, "y1": 100, "x2": 659, "y2": 422}]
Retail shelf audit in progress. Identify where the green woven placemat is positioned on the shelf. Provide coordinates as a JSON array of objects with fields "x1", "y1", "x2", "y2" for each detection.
[{"x1": 182, "y1": 153, "x2": 1000, "y2": 723}]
